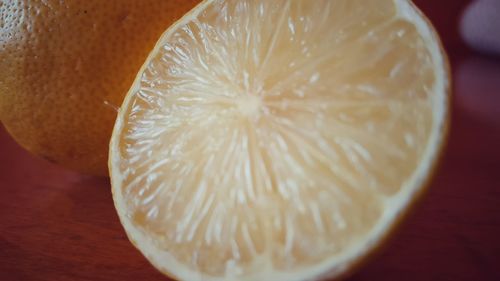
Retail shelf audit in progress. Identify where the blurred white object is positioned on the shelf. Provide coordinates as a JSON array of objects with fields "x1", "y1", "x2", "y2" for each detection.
[{"x1": 461, "y1": 0, "x2": 500, "y2": 56}]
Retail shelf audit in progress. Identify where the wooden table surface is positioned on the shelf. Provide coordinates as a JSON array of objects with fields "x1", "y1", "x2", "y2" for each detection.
[{"x1": 1, "y1": 1, "x2": 500, "y2": 280}]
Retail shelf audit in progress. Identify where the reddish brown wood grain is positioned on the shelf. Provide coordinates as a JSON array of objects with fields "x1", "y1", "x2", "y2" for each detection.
[{"x1": 2, "y1": 1, "x2": 500, "y2": 280}]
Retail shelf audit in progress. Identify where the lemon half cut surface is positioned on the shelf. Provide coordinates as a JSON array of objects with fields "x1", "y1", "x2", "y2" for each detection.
[{"x1": 109, "y1": 0, "x2": 450, "y2": 280}]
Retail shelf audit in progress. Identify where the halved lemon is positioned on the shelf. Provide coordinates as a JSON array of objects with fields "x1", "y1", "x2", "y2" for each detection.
[{"x1": 109, "y1": 0, "x2": 450, "y2": 280}]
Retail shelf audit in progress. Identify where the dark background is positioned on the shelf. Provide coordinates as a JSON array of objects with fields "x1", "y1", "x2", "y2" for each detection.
[{"x1": 1, "y1": 0, "x2": 500, "y2": 280}]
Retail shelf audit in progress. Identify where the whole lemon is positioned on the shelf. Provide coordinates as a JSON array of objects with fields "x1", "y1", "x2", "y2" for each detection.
[{"x1": 0, "y1": 0, "x2": 199, "y2": 176}]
